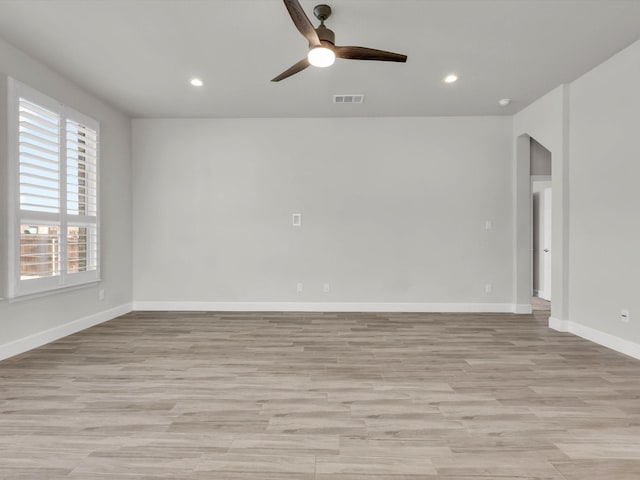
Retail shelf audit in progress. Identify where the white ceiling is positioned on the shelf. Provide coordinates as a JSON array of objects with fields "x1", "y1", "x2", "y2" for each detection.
[{"x1": 0, "y1": 0, "x2": 639, "y2": 118}]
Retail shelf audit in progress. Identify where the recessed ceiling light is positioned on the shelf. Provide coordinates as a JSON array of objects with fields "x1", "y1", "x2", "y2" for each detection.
[
  {"x1": 190, "y1": 78, "x2": 204, "y2": 87},
  {"x1": 444, "y1": 74, "x2": 458, "y2": 84},
  {"x1": 498, "y1": 98, "x2": 512, "y2": 107}
]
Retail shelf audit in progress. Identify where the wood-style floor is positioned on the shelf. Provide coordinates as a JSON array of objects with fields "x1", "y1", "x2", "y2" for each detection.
[{"x1": 1, "y1": 309, "x2": 639, "y2": 479}]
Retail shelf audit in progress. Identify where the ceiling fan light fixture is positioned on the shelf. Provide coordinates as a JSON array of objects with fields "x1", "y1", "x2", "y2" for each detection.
[
  {"x1": 308, "y1": 46, "x2": 336, "y2": 67},
  {"x1": 271, "y1": 1, "x2": 406, "y2": 82}
]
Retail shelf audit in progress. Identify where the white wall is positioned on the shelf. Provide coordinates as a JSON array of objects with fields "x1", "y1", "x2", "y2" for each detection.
[
  {"x1": 0, "y1": 38, "x2": 133, "y2": 357},
  {"x1": 568, "y1": 39, "x2": 640, "y2": 345},
  {"x1": 513, "y1": 85, "x2": 570, "y2": 320},
  {"x1": 513, "y1": 38, "x2": 640, "y2": 358},
  {"x1": 133, "y1": 117, "x2": 515, "y2": 310}
]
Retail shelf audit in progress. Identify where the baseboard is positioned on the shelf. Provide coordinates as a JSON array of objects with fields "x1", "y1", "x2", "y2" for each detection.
[
  {"x1": 0, "y1": 303, "x2": 133, "y2": 361},
  {"x1": 548, "y1": 316, "x2": 569, "y2": 332},
  {"x1": 132, "y1": 301, "x2": 527, "y2": 314},
  {"x1": 568, "y1": 321, "x2": 640, "y2": 361},
  {"x1": 549, "y1": 317, "x2": 640, "y2": 361},
  {"x1": 513, "y1": 303, "x2": 533, "y2": 314}
]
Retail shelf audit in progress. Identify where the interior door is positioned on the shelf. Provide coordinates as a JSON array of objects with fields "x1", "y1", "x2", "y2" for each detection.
[{"x1": 541, "y1": 187, "x2": 552, "y2": 301}]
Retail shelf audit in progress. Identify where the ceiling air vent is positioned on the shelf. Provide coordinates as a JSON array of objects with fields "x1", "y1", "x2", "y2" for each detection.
[{"x1": 333, "y1": 94, "x2": 365, "y2": 104}]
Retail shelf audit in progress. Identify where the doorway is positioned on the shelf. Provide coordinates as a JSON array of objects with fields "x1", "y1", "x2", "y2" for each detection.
[{"x1": 530, "y1": 138, "x2": 551, "y2": 310}]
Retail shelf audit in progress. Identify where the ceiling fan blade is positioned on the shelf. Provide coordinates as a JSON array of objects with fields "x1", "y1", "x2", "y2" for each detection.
[
  {"x1": 335, "y1": 46, "x2": 407, "y2": 63},
  {"x1": 283, "y1": 0, "x2": 321, "y2": 47},
  {"x1": 271, "y1": 58, "x2": 311, "y2": 82}
]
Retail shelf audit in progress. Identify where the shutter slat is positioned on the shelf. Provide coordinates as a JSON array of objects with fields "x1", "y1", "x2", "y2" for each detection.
[
  {"x1": 68, "y1": 162, "x2": 97, "y2": 170},
  {"x1": 19, "y1": 153, "x2": 60, "y2": 170},
  {"x1": 67, "y1": 137, "x2": 97, "y2": 151},
  {"x1": 67, "y1": 195, "x2": 98, "y2": 203},
  {"x1": 66, "y1": 128, "x2": 97, "y2": 141},
  {"x1": 67, "y1": 175, "x2": 97, "y2": 183},
  {"x1": 20, "y1": 141, "x2": 59, "y2": 158},
  {"x1": 19, "y1": 203, "x2": 59, "y2": 212},
  {"x1": 21, "y1": 188, "x2": 60, "y2": 199},
  {"x1": 67, "y1": 167, "x2": 97, "y2": 177},
  {"x1": 20, "y1": 193, "x2": 59, "y2": 203},
  {"x1": 20, "y1": 121, "x2": 59, "y2": 140},
  {"x1": 20, "y1": 131, "x2": 59, "y2": 150},
  {"x1": 19, "y1": 110, "x2": 59, "y2": 129},
  {"x1": 21, "y1": 167, "x2": 59, "y2": 180},
  {"x1": 67, "y1": 187, "x2": 97, "y2": 195},
  {"x1": 21, "y1": 172, "x2": 60, "y2": 186},
  {"x1": 20, "y1": 182, "x2": 59, "y2": 194},
  {"x1": 21, "y1": 260, "x2": 57, "y2": 267},
  {"x1": 19, "y1": 99, "x2": 59, "y2": 120}
]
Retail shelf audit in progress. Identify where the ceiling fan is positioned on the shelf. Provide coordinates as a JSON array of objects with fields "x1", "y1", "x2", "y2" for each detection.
[{"x1": 272, "y1": 1, "x2": 407, "y2": 82}]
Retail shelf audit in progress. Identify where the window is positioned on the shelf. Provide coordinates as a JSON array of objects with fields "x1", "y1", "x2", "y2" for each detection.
[{"x1": 8, "y1": 79, "x2": 99, "y2": 297}]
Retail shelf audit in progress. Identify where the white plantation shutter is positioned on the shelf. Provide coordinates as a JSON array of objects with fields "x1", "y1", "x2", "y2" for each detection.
[
  {"x1": 66, "y1": 119, "x2": 98, "y2": 217},
  {"x1": 9, "y1": 79, "x2": 100, "y2": 297},
  {"x1": 19, "y1": 224, "x2": 61, "y2": 281},
  {"x1": 19, "y1": 99, "x2": 61, "y2": 213},
  {"x1": 66, "y1": 113, "x2": 99, "y2": 278},
  {"x1": 66, "y1": 225, "x2": 98, "y2": 274}
]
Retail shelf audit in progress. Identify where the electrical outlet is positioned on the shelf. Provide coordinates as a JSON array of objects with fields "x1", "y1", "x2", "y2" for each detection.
[
  {"x1": 621, "y1": 309, "x2": 630, "y2": 323},
  {"x1": 292, "y1": 213, "x2": 302, "y2": 226},
  {"x1": 296, "y1": 283, "x2": 303, "y2": 293},
  {"x1": 323, "y1": 283, "x2": 330, "y2": 293},
  {"x1": 485, "y1": 283, "x2": 492, "y2": 293},
  {"x1": 99, "y1": 289, "x2": 105, "y2": 301},
  {"x1": 485, "y1": 220, "x2": 493, "y2": 230}
]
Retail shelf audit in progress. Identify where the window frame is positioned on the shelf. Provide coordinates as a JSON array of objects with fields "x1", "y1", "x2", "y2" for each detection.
[{"x1": 7, "y1": 78, "x2": 100, "y2": 298}]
